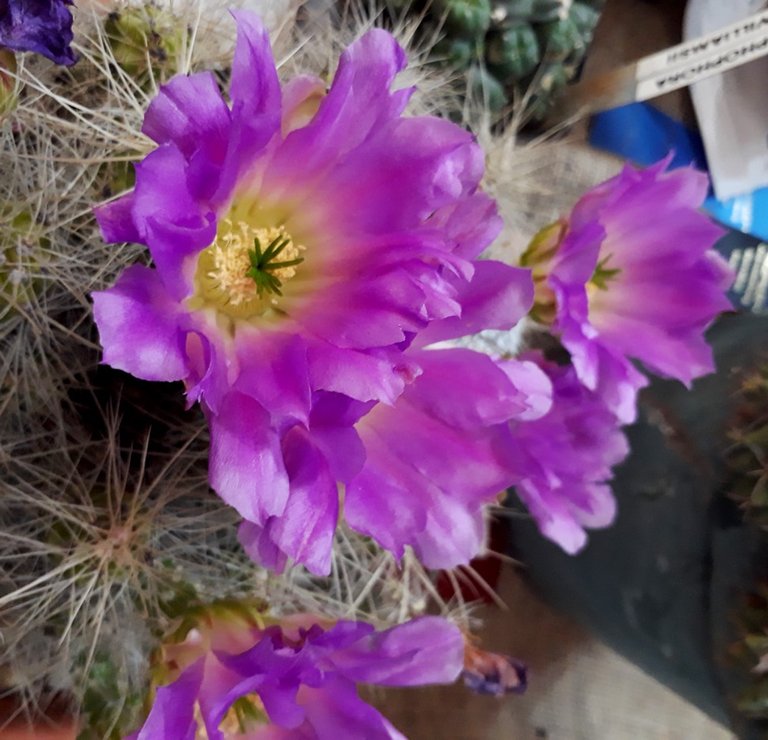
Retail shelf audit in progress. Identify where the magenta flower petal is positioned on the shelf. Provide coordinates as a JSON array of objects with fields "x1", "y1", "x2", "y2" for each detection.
[
  {"x1": 346, "y1": 349, "x2": 548, "y2": 567},
  {"x1": 296, "y1": 268, "x2": 431, "y2": 349},
  {"x1": 307, "y1": 342, "x2": 419, "y2": 405},
  {"x1": 214, "y1": 10, "x2": 282, "y2": 205},
  {"x1": 310, "y1": 116, "x2": 482, "y2": 235},
  {"x1": 93, "y1": 195, "x2": 141, "y2": 244},
  {"x1": 297, "y1": 678, "x2": 402, "y2": 740},
  {"x1": 234, "y1": 329, "x2": 312, "y2": 423},
  {"x1": 132, "y1": 146, "x2": 214, "y2": 246},
  {"x1": 403, "y1": 348, "x2": 533, "y2": 427},
  {"x1": 305, "y1": 394, "x2": 369, "y2": 482},
  {"x1": 357, "y1": 351, "x2": 538, "y2": 496},
  {"x1": 238, "y1": 520, "x2": 288, "y2": 575},
  {"x1": 262, "y1": 28, "x2": 409, "y2": 198},
  {"x1": 508, "y1": 354, "x2": 629, "y2": 554},
  {"x1": 571, "y1": 159, "x2": 711, "y2": 235},
  {"x1": 410, "y1": 497, "x2": 487, "y2": 569},
  {"x1": 416, "y1": 260, "x2": 534, "y2": 346},
  {"x1": 548, "y1": 220, "x2": 604, "y2": 285},
  {"x1": 432, "y1": 192, "x2": 503, "y2": 259},
  {"x1": 208, "y1": 393, "x2": 289, "y2": 522},
  {"x1": 183, "y1": 328, "x2": 233, "y2": 414},
  {"x1": 280, "y1": 75, "x2": 326, "y2": 135},
  {"x1": 229, "y1": 11, "x2": 281, "y2": 124},
  {"x1": 129, "y1": 145, "x2": 217, "y2": 301},
  {"x1": 497, "y1": 358, "x2": 553, "y2": 421},
  {"x1": 202, "y1": 646, "x2": 305, "y2": 734},
  {"x1": 91, "y1": 265, "x2": 187, "y2": 383},
  {"x1": 591, "y1": 255, "x2": 733, "y2": 384},
  {"x1": 143, "y1": 72, "x2": 230, "y2": 152},
  {"x1": 252, "y1": 426, "x2": 339, "y2": 576},
  {"x1": 323, "y1": 616, "x2": 464, "y2": 686},
  {"x1": 344, "y1": 457, "x2": 429, "y2": 561},
  {"x1": 552, "y1": 279, "x2": 649, "y2": 424},
  {"x1": 134, "y1": 658, "x2": 203, "y2": 740},
  {"x1": 237, "y1": 400, "x2": 365, "y2": 575},
  {"x1": 142, "y1": 72, "x2": 231, "y2": 203}
]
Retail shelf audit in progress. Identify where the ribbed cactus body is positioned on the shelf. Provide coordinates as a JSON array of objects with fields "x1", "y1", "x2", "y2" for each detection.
[{"x1": 422, "y1": 0, "x2": 605, "y2": 117}]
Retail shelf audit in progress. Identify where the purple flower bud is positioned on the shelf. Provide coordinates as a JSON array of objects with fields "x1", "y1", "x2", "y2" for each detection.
[{"x1": 0, "y1": 0, "x2": 76, "y2": 66}]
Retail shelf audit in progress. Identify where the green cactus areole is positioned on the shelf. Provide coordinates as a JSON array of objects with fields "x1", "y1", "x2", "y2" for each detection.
[
  {"x1": 105, "y1": 4, "x2": 188, "y2": 87},
  {"x1": 1, "y1": 207, "x2": 47, "y2": 319}
]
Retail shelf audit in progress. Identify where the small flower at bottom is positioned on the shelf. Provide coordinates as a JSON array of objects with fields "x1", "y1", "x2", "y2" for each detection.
[
  {"x1": 0, "y1": 0, "x2": 77, "y2": 66},
  {"x1": 128, "y1": 606, "x2": 464, "y2": 739},
  {"x1": 522, "y1": 159, "x2": 734, "y2": 423}
]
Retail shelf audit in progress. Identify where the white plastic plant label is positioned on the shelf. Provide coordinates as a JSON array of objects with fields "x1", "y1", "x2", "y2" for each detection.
[
  {"x1": 556, "y1": 5, "x2": 768, "y2": 122},
  {"x1": 636, "y1": 8, "x2": 768, "y2": 100},
  {"x1": 685, "y1": 0, "x2": 768, "y2": 200}
]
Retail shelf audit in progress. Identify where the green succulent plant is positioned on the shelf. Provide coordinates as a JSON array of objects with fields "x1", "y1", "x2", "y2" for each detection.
[
  {"x1": 434, "y1": 0, "x2": 493, "y2": 39},
  {"x1": 77, "y1": 652, "x2": 147, "y2": 740},
  {"x1": 725, "y1": 362, "x2": 768, "y2": 529},
  {"x1": 0, "y1": 207, "x2": 47, "y2": 319},
  {"x1": 105, "y1": 4, "x2": 187, "y2": 87},
  {"x1": 403, "y1": 0, "x2": 605, "y2": 118},
  {"x1": 729, "y1": 584, "x2": 768, "y2": 722}
]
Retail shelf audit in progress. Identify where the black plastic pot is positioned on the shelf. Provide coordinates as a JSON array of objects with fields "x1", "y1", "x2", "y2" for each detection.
[{"x1": 507, "y1": 311, "x2": 768, "y2": 738}]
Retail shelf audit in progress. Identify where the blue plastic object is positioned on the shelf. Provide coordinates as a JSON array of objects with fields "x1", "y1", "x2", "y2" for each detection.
[{"x1": 588, "y1": 102, "x2": 768, "y2": 243}]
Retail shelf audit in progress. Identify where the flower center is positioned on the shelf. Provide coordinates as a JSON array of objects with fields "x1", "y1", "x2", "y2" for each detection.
[
  {"x1": 191, "y1": 219, "x2": 305, "y2": 320},
  {"x1": 520, "y1": 221, "x2": 564, "y2": 325},
  {"x1": 194, "y1": 696, "x2": 267, "y2": 737},
  {"x1": 589, "y1": 255, "x2": 620, "y2": 291}
]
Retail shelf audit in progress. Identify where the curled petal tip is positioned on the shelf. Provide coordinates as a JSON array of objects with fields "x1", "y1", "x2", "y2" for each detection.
[{"x1": 462, "y1": 645, "x2": 528, "y2": 697}]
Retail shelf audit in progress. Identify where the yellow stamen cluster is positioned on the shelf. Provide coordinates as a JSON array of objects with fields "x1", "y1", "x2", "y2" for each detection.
[
  {"x1": 191, "y1": 219, "x2": 305, "y2": 320},
  {"x1": 208, "y1": 220, "x2": 262, "y2": 307},
  {"x1": 519, "y1": 221, "x2": 564, "y2": 326},
  {"x1": 210, "y1": 220, "x2": 304, "y2": 305}
]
